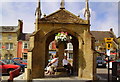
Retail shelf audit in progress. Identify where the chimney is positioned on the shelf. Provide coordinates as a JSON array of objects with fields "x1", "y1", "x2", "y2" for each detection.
[{"x1": 18, "y1": 19, "x2": 23, "y2": 33}]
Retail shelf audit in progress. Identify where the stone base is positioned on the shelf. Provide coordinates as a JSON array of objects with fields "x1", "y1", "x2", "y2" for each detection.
[{"x1": 55, "y1": 67, "x2": 68, "y2": 76}]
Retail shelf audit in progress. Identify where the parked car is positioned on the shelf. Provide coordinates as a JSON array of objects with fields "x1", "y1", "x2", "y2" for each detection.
[
  {"x1": 13, "y1": 59, "x2": 27, "y2": 67},
  {"x1": 96, "y1": 56, "x2": 106, "y2": 67},
  {"x1": 12, "y1": 58, "x2": 27, "y2": 65},
  {"x1": 22, "y1": 59, "x2": 27, "y2": 63},
  {"x1": 2, "y1": 59, "x2": 27, "y2": 72},
  {"x1": 0, "y1": 60, "x2": 20, "y2": 74}
]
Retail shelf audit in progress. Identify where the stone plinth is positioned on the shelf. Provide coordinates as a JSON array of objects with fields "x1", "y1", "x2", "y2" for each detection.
[{"x1": 55, "y1": 67, "x2": 68, "y2": 76}]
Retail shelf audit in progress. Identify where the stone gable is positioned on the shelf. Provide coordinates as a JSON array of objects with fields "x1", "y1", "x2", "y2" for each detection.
[{"x1": 40, "y1": 9, "x2": 88, "y2": 24}]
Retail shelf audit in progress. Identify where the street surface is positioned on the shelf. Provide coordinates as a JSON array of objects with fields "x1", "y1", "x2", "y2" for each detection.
[
  {"x1": 97, "y1": 68, "x2": 112, "y2": 80},
  {"x1": 1, "y1": 68, "x2": 111, "y2": 81}
]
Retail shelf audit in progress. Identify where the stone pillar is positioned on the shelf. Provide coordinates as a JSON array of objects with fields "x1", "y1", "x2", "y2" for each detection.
[
  {"x1": 55, "y1": 42, "x2": 68, "y2": 76},
  {"x1": 57, "y1": 42, "x2": 65, "y2": 67},
  {"x1": 77, "y1": 30, "x2": 96, "y2": 80}
]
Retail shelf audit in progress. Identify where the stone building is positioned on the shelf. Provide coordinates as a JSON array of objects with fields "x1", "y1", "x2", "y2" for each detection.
[
  {"x1": 91, "y1": 28, "x2": 119, "y2": 60},
  {"x1": 117, "y1": 36, "x2": 120, "y2": 58},
  {"x1": 0, "y1": 20, "x2": 23, "y2": 59},
  {"x1": 26, "y1": 0, "x2": 96, "y2": 80},
  {"x1": 17, "y1": 33, "x2": 31, "y2": 59}
]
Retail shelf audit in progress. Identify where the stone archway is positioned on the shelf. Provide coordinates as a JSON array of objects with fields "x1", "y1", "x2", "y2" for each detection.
[
  {"x1": 44, "y1": 28, "x2": 82, "y2": 76},
  {"x1": 26, "y1": 5, "x2": 96, "y2": 80},
  {"x1": 27, "y1": 27, "x2": 96, "y2": 80}
]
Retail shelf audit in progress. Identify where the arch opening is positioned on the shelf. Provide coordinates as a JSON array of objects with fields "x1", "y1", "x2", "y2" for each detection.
[{"x1": 44, "y1": 29, "x2": 80, "y2": 77}]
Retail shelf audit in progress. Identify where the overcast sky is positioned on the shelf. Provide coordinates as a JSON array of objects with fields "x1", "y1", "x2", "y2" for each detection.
[{"x1": 0, "y1": 0, "x2": 119, "y2": 37}]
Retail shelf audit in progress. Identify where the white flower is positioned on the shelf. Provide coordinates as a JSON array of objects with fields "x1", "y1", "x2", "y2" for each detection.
[{"x1": 55, "y1": 32, "x2": 72, "y2": 42}]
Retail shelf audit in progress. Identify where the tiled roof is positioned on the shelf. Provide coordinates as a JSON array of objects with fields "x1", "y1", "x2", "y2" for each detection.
[
  {"x1": 0, "y1": 26, "x2": 18, "y2": 32},
  {"x1": 90, "y1": 31, "x2": 118, "y2": 44},
  {"x1": 40, "y1": 9, "x2": 88, "y2": 24},
  {"x1": 90, "y1": 31, "x2": 115, "y2": 40}
]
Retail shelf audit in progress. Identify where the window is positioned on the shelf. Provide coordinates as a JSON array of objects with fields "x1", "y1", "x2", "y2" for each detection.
[
  {"x1": 9, "y1": 54, "x2": 13, "y2": 59},
  {"x1": 23, "y1": 42, "x2": 28, "y2": 49},
  {"x1": 5, "y1": 43, "x2": 13, "y2": 50},
  {"x1": 10, "y1": 43, "x2": 13, "y2": 49},
  {"x1": 4, "y1": 54, "x2": 9, "y2": 59},
  {"x1": 4, "y1": 54, "x2": 13, "y2": 59},
  {"x1": 68, "y1": 43, "x2": 73, "y2": 50},
  {"x1": 8, "y1": 34, "x2": 12, "y2": 40},
  {"x1": 23, "y1": 53, "x2": 27, "y2": 59}
]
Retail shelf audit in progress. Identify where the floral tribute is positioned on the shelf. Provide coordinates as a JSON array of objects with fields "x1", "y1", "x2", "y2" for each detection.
[{"x1": 55, "y1": 31, "x2": 72, "y2": 43}]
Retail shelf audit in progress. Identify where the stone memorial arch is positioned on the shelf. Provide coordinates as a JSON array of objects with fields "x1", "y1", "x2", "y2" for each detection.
[{"x1": 26, "y1": 0, "x2": 96, "y2": 80}]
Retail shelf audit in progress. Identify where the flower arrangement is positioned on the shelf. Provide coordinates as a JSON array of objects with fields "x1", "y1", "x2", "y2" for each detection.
[{"x1": 55, "y1": 32, "x2": 72, "y2": 43}]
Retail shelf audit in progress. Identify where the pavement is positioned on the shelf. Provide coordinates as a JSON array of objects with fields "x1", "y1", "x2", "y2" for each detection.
[
  {"x1": 1, "y1": 68, "x2": 113, "y2": 82},
  {"x1": 12, "y1": 73, "x2": 105, "y2": 82},
  {"x1": 14, "y1": 73, "x2": 25, "y2": 80},
  {"x1": 1, "y1": 74, "x2": 9, "y2": 82},
  {"x1": 13, "y1": 73, "x2": 93, "y2": 82}
]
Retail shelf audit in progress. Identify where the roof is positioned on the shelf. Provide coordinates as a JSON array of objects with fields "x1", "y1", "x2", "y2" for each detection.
[
  {"x1": 40, "y1": 9, "x2": 88, "y2": 24},
  {"x1": 0, "y1": 26, "x2": 19, "y2": 32},
  {"x1": 90, "y1": 31, "x2": 118, "y2": 43},
  {"x1": 90, "y1": 31, "x2": 115, "y2": 40}
]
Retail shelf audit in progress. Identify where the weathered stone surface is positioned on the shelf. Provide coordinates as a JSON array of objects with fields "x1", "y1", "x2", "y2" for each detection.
[
  {"x1": 27, "y1": 8, "x2": 96, "y2": 80},
  {"x1": 40, "y1": 9, "x2": 88, "y2": 24}
]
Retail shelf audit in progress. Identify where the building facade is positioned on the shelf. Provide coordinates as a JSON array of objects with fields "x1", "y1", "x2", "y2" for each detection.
[
  {"x1": 91, "y1": 28, "x2": 119, "y2": 60},
  {"x1": 0, "y1": 20, "x2": 23, "y2": 59},
  {"x1": 17, "y1": 33, "x2": 30, "y2": 59}
]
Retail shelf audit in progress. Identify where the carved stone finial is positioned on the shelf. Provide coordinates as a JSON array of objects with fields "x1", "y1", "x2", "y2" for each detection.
[
  {"x1": 38, "y1": 0, "x2": 40, "y2": 8},
  {"x1": 35, "y1": 0, "x2": 42, "y2": 19},
  {"x1": 60, "y1": 0, "x2": 65, "y2": 9},
  {"x1": 84, "y1": 0, "x2": 90, "y2": 20}
]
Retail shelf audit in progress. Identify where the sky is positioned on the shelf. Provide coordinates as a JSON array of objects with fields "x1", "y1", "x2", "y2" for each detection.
[{"x1": 0, "y1": 0, "x2": 119, "y2": 37}]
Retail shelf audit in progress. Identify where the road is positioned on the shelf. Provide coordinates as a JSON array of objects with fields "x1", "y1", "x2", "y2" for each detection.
[
  {"x1": 97, "y1": 68, "x2": 112, "y2": 80},
  {"x1": 1, "y1": 68, "x2": 111, "y2": 81}
]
